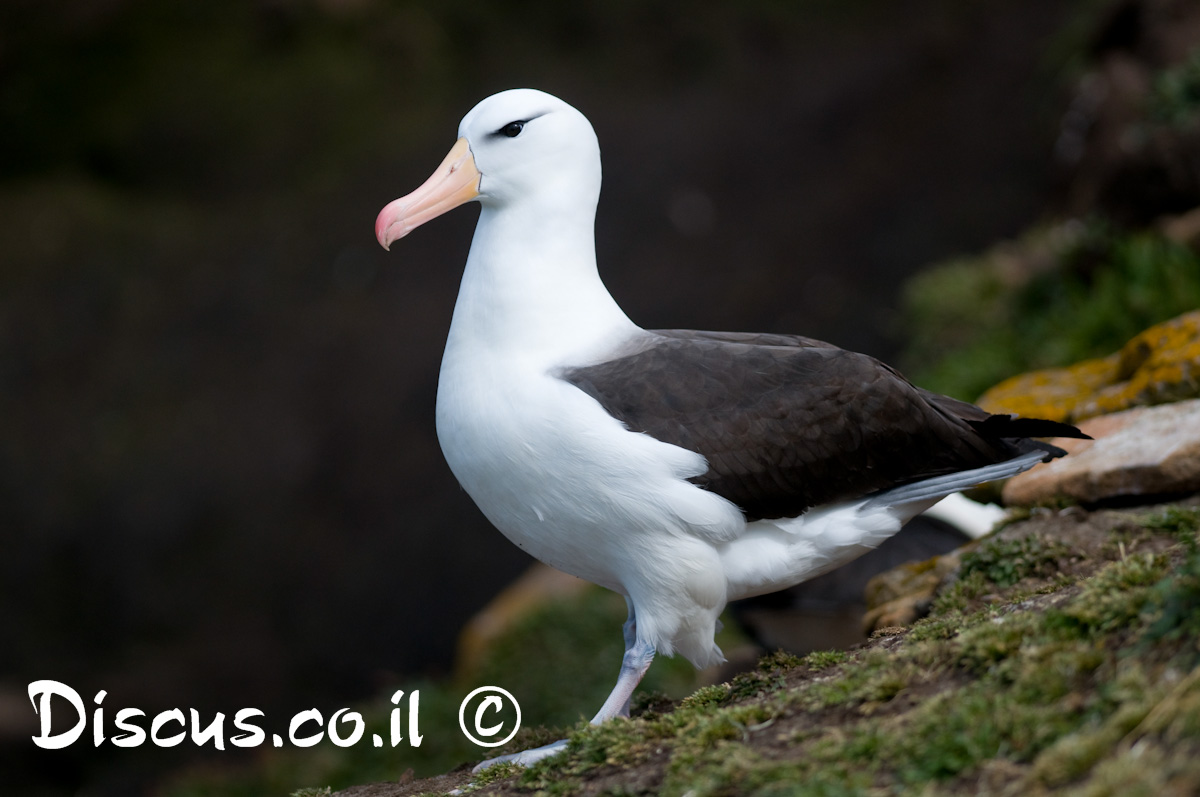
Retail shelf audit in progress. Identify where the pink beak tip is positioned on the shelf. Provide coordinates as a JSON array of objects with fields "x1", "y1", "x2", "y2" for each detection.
[{"x1": 375, "y1": 205, "x2": 404, "y2": 251}]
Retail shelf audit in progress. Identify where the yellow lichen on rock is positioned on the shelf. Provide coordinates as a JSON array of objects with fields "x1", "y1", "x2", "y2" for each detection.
[
  {"x1": 977, "y1": 356, "x2": 1119, "y2": 423},
  {"x1": 977, "y1": 310, "x2": 1200, "y2": 423},
  {"x1": 1076, "y1": 311, "x2": 1200, "y2": 419}
]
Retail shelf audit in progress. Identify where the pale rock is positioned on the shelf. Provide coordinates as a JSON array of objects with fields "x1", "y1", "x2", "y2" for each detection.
[{"x1": 1003, "y1": 398, "x2": 1200, "y2": 505}]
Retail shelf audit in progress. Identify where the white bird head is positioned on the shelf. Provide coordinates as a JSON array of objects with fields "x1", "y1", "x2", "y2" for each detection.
[{"x1": 376, "y1": 89, "x2": 601, "y2": 250}]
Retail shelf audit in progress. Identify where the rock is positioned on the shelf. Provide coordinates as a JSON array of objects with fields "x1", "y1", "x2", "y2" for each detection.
[
  {"x1": 1003, "y1": 398, "x2": 1200, "y2": 505},
  {"x1": 862, "y1": 551, "x2": 963, "y2": 632},
  {"x1": 977, "y1": 310, "x2": 1200, "y2": 424}
]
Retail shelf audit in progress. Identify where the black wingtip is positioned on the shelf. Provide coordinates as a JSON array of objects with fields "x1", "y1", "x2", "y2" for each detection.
[{"x1": 971, "y1": 414, "x2": 1092, "y2": 442}]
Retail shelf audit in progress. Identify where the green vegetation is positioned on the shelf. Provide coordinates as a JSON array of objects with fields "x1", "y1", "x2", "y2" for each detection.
[
  {"x1": 959, "y1": 534, "x2": 1072, "y2": 588},
  {"x1": 900, "y1": 221, "x2": 1200, "y2": 400},
  {"x1": 1143, "y1": 505, "x2": 1200, "y2": 540},
  {"x1": 1149, "y1": 46, "x2": 1200, "y2": 128},
  {"x1": 928, "y1": 534, "x2": 1077, "y2": 616},
  {"x1": 799, "y1": 649, "x2": 849, "y2": 670}
]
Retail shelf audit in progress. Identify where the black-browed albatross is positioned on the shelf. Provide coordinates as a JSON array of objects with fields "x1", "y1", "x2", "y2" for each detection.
[{"x1": 375, "y1": 88, "x2": 1087, "y2": 770}]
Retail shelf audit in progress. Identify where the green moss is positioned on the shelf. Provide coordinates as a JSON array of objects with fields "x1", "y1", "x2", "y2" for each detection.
[
  {"x1": 1052, "y1": 553, "x2": 1170, "y2": 636},
  {"x1": 758, "y1": 649, "x2": 805, "y2": 671},
  {"x1": 931, "y1": 570, "x2": 993, "y2": 615},
  {"x1": 891, "y1": 690, "x2": 1034, "y2": 780},
  {"x1": 1032, "y1": 700, "x2": 1157, "y2": 787},
  {"x1": 1068, "y1": 743, "x2": 1180, "y2": 796},
  {"x1": 800, "y1": 649, "x2": 850, "y2": 670},
  {"x1": 717, "y1": 649, "x2": 808, "y2": 703},
  {"x1": 1142, "y1": 548, "x2": 1200, "y2": 654},
  {"x1": 678, "y1": 684, "x2": 732, "y2": 710},
  {"x1": 954, "y1": 609, "x2": 1044, "y2": 674},
  {"x1": 796, "y1": 648, "x2": 892, "y2": 709},
  {"x1": 727, "y1": 668, "x2": 787, "y2": 701},
  {"x1": 664, "y1": 746, "x2": 875, "y2": 797},
  {"x1": 907, "y1": 608, "x2": 971, "y2": 642},
  {"x1": 960, "y1": 534, "x2": 1071, "y2": 588},
  {"x1": 467, "y1": 761, "x2": 522, "y2": 787},
  {"x1": 1141, "y1": 506, "x2": 1200, "y2": 543}
]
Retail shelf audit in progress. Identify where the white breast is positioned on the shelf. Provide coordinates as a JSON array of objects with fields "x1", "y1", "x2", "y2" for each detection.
[{"x1": 436, "y1": 346, "x2": 743, "y2": 584}]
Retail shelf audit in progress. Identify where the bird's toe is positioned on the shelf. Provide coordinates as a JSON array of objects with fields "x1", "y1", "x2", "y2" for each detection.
[{"x1": 471, "y1": 738, "x2": 569, "y2": 773}]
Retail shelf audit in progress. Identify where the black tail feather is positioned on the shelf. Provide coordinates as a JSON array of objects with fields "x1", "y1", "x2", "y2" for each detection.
[
  {"x1": 969, "y1": 414, "x2": 1092, "y2": 441},
  {"x1": 968, "y1": 413, "x2": 1091, "y2": 462}
]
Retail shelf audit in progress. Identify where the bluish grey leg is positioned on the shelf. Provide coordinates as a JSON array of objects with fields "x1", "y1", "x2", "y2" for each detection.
[
  {"x1": 472, "y1": 599, "x2": 655, "y2": 773},
  {"x1": 589, "y1": 638, "x2": 655, "y2": 724},
  {"x1": 622, "y1": 597, "x2": 637, "y2": 651},
  {"x1": 616, "y1": 598, "x2": 638, "y2": 718}
]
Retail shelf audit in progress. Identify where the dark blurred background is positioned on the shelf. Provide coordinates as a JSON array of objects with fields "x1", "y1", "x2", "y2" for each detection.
[{"x1": 0, "y1": 0, "x2": 1137, "y2": 792}]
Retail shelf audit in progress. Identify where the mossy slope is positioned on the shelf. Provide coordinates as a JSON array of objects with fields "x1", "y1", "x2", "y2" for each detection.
[{"x1": 326, "y1": 501, "x2": 1200, "y2": 797}]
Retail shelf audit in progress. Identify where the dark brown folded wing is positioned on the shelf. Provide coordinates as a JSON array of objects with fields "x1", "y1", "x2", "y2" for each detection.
[{"x1": 560, "y1": 329, "x2": 1080, "y2": 520}]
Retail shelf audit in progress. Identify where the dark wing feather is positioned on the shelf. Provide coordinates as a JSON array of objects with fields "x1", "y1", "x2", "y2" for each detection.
[{"x1": 560, "y1": 329, "x2": 1086, "y2": 521}]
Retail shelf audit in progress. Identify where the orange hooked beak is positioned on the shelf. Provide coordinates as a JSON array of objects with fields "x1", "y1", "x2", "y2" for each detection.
[{"x1": 375, "y1": 137, "x2": 481, "y2": 250}]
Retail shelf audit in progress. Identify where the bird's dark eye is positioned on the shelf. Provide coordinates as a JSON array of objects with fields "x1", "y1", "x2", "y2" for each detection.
[{"x1": 499, "y1": 121, "x2": 525, "y2": 138}]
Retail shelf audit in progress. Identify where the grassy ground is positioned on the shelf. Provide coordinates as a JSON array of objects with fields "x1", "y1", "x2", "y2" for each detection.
[{"x1": 318, "y1": 499, "x2": 1200, "y2": 796}]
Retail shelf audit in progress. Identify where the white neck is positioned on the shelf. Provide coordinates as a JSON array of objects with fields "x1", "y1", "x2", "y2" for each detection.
[{"x1": 444, "y1": 199, "x2": 639, "y2": 366}]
